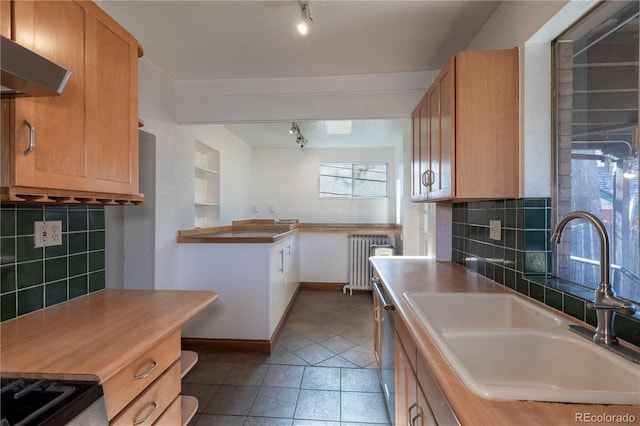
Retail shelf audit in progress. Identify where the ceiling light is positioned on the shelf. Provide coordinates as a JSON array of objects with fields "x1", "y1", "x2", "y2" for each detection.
[
  {"x1": 324, "y1": 120, "x2": 352, "y2": 135},
  {"x1": 297, "y1": 2, "x2": 312, "y2": 36},
  {"x1": 289, "y1": 121, "x2": 307, "y2": 149}
]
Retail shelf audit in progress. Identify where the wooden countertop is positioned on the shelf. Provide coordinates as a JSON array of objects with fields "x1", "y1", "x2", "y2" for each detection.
[
  {"x1": 0, "y1": 289, "x2": 218, "y2": 382},
  {"x1": 370, "y1": 256, "x2": 640, "y2": 425},
  {"x1": 177, "y1": 220, "x2": 402, "y2": 243}
]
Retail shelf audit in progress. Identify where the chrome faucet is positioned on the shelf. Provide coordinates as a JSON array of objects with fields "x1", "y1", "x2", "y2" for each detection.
[{"x1": 551, "y1": 211, "x2": 636, "y2": 347}]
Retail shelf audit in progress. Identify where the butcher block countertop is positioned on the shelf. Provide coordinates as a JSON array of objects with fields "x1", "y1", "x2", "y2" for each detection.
[
  {"x1": 369, "y1": 256, "x2": 640, "y2": 426},
  {"x1": 177, "y1": 219, "x2": 402, "y2": 243},
  {"x1": 0, "y1": 289, "x2": 218, "y2": 382}
]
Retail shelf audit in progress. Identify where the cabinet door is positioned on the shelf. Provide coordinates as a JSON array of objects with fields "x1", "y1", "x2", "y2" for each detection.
[
  {"x1": 268, "y1": 239, "x2": 288, "y2": 337},
  {"x1": 455, "y1": 49, "x2": 518, "y2": 199},
  {"x1": 1, "y1": 0, "x2": 10, "y2": 37},
  {"x1": 411, "y1": 103, "x2": 421, "y2": 199},
  {"x1": 395, "y1": 334, "x2": 417, "y2": 426},
  {"x1": 373, "y1": 291, "x2": 381, "y2": 369},
  {"x1": 415, "y1": 385, "x2": 438, "y2": 426},
  {"x1": 419, "y1": 97, "x2": 429, "y2": 198},
  {"x1": 428, "y1": 57, "x2": 454, "y2": 200},
  {"x1": 411, "y1": 95, "x2": 428, "y2": 201},
  {"x1": 85, "y1": 3, "x2": 139, "y2": 195},
  {"x1": 11, "y1": 0, "x2": 88, "y2": 190}
]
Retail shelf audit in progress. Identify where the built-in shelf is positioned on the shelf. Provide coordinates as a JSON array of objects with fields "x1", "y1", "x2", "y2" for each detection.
[
  {"x1": 194, "y1": 141, "x2": 220, "y2": 228},
  {"x1": 180, "y1": 350, "x2": 198, "y2": 378},
  {"x1": 181, "y1": 395, "x2": 198, "y2": 426}
]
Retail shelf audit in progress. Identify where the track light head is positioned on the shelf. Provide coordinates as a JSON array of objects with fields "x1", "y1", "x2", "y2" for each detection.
[
  {"x1": 297, "y1": 2, "x2": 312, "y2": 35},
  {"x1": 289, "y1": 121, "x2": 307, "y2": 149}
]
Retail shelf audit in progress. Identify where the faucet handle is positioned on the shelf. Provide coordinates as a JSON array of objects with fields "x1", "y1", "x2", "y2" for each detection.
[{"x1": 587, "y1": 301, "x2": 637, "y2": 317}]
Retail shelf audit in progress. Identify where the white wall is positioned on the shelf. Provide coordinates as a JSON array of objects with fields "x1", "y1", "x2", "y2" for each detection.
[
  {"x1": 251, "y1": 148, "x2": 396, "y2": 223},
  {"x1": 105, "y1": 57, "x2": 254, "y2": 290}
]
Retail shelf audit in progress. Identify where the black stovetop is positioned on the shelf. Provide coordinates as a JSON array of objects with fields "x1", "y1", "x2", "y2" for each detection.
[{"x1": 0, "y1": 377, "x2": 103, "y2": 426}]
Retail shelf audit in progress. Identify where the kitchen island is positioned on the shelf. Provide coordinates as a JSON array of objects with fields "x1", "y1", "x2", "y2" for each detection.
[
  {"x1": 175, "y1": 219, "x2": 402, "y2": 353},
  {"x1": 370, "y1": 256, "x2": 640, "y2": 425},
  {"x1": 0, "y1": 289, "x2": 218, "y2": 424},
  {"x1": 176, "y1": 222, "x2": 300, "y2": 353}
]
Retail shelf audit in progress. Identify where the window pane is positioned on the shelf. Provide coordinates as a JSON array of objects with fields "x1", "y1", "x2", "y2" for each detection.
[
  {"x1": 319, "y1": 163, "x2": 388, "y2": 198},
  {"x1": 353, "y1": 164, "x2": 388, "y2": 197},
  {"x1": 554, "y1": 1, "x2": 639, "y2": 304}
]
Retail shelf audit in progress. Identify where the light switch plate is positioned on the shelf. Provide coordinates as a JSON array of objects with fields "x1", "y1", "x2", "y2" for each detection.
[{"x1": 489, "y1": 220, "x2": 501, "y2": 241}]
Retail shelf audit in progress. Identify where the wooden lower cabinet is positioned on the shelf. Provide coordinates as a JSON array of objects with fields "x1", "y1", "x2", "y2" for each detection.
[
  {"x1": 395, "y1": 334, "x2": 437, "y2": 426},
  {"x1": 373, "y1": 289, "x2": 382, "y2": 369},
  {"x1": 111, "y1": 362, "x2": 180, "y2": 426},
  {"x1": 395, "y1": 316, "x2": 459, "y2": 426},
  {"x1": 153, "y1": 396, "x2": 182, "y2": 426},
  {"x1": 103, "y1": 329, "x2": 200, "y2": 426}
]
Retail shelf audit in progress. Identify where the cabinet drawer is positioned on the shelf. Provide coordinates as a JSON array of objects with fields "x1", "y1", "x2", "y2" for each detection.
[
  {"x1": 103, "y1": 329, "x2": 181, "y2": 419},
  {"x1": 152, "y1": 395, "x2": 181, "y2": 426},
  {"x1": 111, "y1": 361, "x2": 181, "y2": 426}
]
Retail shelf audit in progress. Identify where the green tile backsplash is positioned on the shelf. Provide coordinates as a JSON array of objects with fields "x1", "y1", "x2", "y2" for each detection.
[
  {"x1": 452, "y1": 198, "x2": 640, "y2": 347},
  {"x1": 0, "y1": 205, "x2": 105, "y2": 322}
]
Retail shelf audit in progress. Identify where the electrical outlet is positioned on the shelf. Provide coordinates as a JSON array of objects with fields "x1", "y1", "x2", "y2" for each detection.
[
  {"x1": 48, "y1": 221, "x2": 62, "y2": 246},
  {"x1": 34, "y1": 221, "x2": 47, "y2": 248},
  {"x1": 489, "y1": 220, "x2": 502, "y2": 241},
  {"x1": 33, "y1": 221, "x2": 63, "y2": 248}
]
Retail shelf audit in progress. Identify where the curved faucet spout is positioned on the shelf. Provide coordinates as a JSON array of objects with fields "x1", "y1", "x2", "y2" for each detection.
[{"x1": 551, "y1": 211, "x2": 610, "y2": 288}]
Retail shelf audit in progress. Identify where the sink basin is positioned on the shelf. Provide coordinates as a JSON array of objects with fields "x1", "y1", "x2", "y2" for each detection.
[
  {"x1": 403, "y1": 292, "x2": 562, "y2": 332},
  {"x1": 441, "y1": 330, "x2": 640, "y2": 404},
  {"x1": 403, "y1": 292, "x2": 640, "y2": 405}
]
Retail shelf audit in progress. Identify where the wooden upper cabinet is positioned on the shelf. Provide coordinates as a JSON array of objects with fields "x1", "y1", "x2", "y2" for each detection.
[
  {"x1": 411, "y1": 48, "x2": 519, "y2": 202},
  {"x1": 11, "y1": 1, "x2": 88, "y2": 190},
  {"x1": 1, "y1": 0, "x2": 10, "y2": 37},
  {"x1": 1, "y1": 0, "x2": 141, "y2": 204},
  {"x1": 85, "y1": 2, "x2": 139, "y2": 195}
]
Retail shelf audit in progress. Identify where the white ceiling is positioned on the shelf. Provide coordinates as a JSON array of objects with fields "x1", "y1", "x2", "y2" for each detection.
[
  {"x1": 225, "y1": 118, "x2": 410, "y2": 149},
  {"x1": 100, "y1": 0, "x2": 502, "y2": 148}
]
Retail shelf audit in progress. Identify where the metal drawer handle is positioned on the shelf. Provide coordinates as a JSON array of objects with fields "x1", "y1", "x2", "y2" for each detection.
[
  {"x1": 133, "y1": 360, "x2": 158, "y2": 380},
  {"x1": 23, "y1": 119, "x2": 35, "y2": 156},
  {"x1": 408, "y1": 403, "x2": 417, "y2": 422},
  {"x1": 133, "y1": 401, "x2": 158, "y2": 425},
  {"x1": 411, "y1": 410, "x2": 421, "y2": 426}
]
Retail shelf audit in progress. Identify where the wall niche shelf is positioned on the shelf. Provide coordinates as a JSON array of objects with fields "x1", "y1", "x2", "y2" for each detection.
[{"x1": 194, "y1": 141, "x2": 220, "y2": 228}]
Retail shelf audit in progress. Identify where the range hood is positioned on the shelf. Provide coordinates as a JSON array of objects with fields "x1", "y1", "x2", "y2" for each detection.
[{"x1": 1, "y1": 36, "x2": 72, "y2": 97}]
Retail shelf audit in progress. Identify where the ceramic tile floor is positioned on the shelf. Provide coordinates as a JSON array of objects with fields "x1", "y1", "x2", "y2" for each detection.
[{"x1": 184, "y1": 290, "x2": 391, "y2": 426}]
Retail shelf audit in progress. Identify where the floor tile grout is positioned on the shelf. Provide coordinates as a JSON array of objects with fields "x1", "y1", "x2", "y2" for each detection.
[{"x1": 185, "y1": 290, "x2": 391, "y2": 425}]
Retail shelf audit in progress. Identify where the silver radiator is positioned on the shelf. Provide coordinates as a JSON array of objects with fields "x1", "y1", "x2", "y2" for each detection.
[{"x1": 344, "y1": 234, "x2": 392, "y2": 294}]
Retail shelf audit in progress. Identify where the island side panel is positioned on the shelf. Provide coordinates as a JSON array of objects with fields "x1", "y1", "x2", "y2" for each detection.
[{"x1": 175, "y1": 243, "x2": 269, "y2": 340}]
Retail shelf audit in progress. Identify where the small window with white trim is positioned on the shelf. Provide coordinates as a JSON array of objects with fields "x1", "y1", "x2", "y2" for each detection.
[{"x1": 318, "y1": 163, "x2": 388, "y2": 198}]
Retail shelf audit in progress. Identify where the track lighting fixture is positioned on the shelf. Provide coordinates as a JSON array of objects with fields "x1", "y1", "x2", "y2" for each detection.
[
  {"x1": 289, "y1": 121, "x2": 307, "y2": 150},
  {"x1": 297, "y1": 1, "x2": 313, "y2": 35}
]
